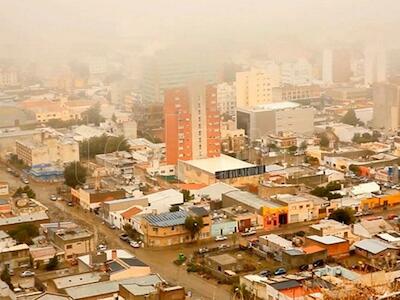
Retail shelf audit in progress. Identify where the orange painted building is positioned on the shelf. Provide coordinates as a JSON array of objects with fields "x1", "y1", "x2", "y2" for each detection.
[{"x1": 164, "y1": 82, "x2": 221, "y2": 165}]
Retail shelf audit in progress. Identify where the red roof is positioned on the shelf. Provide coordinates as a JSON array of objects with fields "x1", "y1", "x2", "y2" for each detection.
[{"x1": 121, "y1": 207, "x2": 142, "y2": 220}]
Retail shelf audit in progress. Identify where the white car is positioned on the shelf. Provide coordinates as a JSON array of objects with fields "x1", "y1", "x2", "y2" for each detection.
[
  {"x1": 20, "y1": 270, "x2": 35, "y2": 277},
  {"x1": 97, "y1": 244, "x2": 107, "y2": 251},
  {"x1": 130, "y1": 241, "x2": 140, "y2": 248},
  {"x1": 50, "y1": 194, "x2": 57, "y2": 201},
  {"x1": 215, "y1": 235, "x2": 228, "y2": 242},
  {"x1": 217, "y1": 244, "x2": 229, "y2": 250}
]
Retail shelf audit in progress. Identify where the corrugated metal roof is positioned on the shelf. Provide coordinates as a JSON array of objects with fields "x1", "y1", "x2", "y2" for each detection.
[
  {"x1": 143, "y1": 211, "x2": 188, "y2": 227},
  {"x1": 354, "y1": 239, "x2": 395, "y2": 254}
]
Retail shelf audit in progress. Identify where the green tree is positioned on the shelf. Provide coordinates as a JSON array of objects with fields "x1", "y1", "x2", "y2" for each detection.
[
  {"x1": 82, "y1": 102, "x2": 105, "y2": 126},
  {"x1": 13, "y1": 185, "x2": 36, "y2": 199},
  {"x1": 181, "y1": 189, "x2": 194, "y2": 202},
  {"x1": 319, "y1": 133, "x2": 330, "y2": 148},
  {"x1": 169, "y1": 205, "x2": 180, "y2": 212},
  {"x1": 9, "y1": 224, "x2": 39, "y2": 245},
  {"x1": 0, "y1": 266, "x2": 12, "y2": 289},
  {"x1": 326, "y1": 181, "x2": 341, "y2": 191},
  {"x1": 299, "y1": 141, "x2": 308, "y2": 151},
  {"x1": 46, "y1": 255, "x2": 59, "y2": 271},
  {"x1": 310, "y1": 186, "x2": 328, "y2": 197},
  {"x1": 341, "y1": 109, "x2": 359, "y2": 126},
  {"x1": 288, "y1": 145, "x2": 298, "y2": 154},
  {"x1": 64, "y1": 162, "x2": 87, "y2": 188},
  {"x1": 123, "y1": 224, "x2": 141, "y2": 241},
  {"x1": 184, "y1": 216, "x2": 204, "y2": 240},
  {"x1": 327, "y1": 192, "x2": 343, "y2": 200},
  {"x1": 79, "y1": 134, "x2": 130, "y2": 158},
  {"x1": 329, "y1": 208, "x2": 355, "y2": 225}
]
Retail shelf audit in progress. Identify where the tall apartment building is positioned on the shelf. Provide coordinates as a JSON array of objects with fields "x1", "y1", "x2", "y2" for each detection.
[
  {"x1": 236, "y1": 67, "x2": 281, "y2": 108},
  {"x1": 372, "y1": 79, "x2": 400, "y2": 131},
  {"x1": 364, "y1": 46, "x2": 387, "y2": 86},
  {"x1": 332, "y1": 49, "x2": 352, "y2": 83},
  {"x1": 322, "y1": 49, "x2": 333, "y2": 85},
  {"x1": 0, "y1": 67, "x2": 18, "y2": 87},
  {"x1": 141, "y1": 50, "x2": 218, "y2": 103},
  {"x1": 272, "y1": 84, "x2": 321, "y2": 102},
  {"x1": 217, "y1": 82, "x2": 236, "y2": 118},
  {"x1": 164, "y1": 82, "x2": 221, "y2": 165},
  {"x1": 281, "y1": 59, "x2": 313, "y2": 86}
]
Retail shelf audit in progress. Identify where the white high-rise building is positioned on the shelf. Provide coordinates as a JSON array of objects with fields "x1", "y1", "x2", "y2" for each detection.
[
  {"x1": 217, "y1": 82, "x2": 236, "y2": 118},
  {"x1": 281, "y1": 58, "x2": 313, "y2": 86},
  {"x1": 364, "y1": 46, "x2": 387, "y2": 86},
  {"x1": 322, "y1": 49, "x2": 333, "y2": 85},
  {"x1": 236, "y1": 66, "x2": 281, "y2": 108}
]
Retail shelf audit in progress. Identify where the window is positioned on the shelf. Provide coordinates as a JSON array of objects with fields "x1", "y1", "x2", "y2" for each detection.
[{"x1": 66, "y1": 245, "x2": 72, "y2": 249}]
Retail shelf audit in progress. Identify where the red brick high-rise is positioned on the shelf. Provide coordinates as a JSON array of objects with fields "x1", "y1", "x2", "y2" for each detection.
[{"x1": 164, "y1": 82, "x2": 221, "y2": 165}]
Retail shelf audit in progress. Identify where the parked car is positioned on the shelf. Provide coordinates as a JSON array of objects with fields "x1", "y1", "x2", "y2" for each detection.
[
  {"x1": 241, "y1": 229, "x2": 256, "y2": 236},
  {"x1": 97, "y1": 244, "x2": 107, "y2": 251},
  {"x1": 387, "y1": 214, "x2": 398, "y2": 220},
  {"x1": 259, "y1": 270, "x2": 272, "y2": 277},
  {"x1": 21, "y1": 177, "x2": 29, "y2": 184},
  {"x1": 130, "y1": 241, "x2": 140, "y2": 248},
  {"x1": 299, "y1": 264, "x2": 310, "y2": 271},
  {"x1": 106, "y1": 223, "x2": 116, "y2": 230},
  {"x1": 119, "y1": 233, "x2": 130, "y2": 241},
  {"x1": 217, "y1": 244, "x2": 229, "y2": 250},
  {"x1": 313, "y1": 259, "x2": 324, "y2": 268},
  {"x1": 20, "y1": 270, "x2": 35, "y2": 277},
  {"x1": 274, "y1": 268, "x2": 287, "y2": 276},
  {"x1": 198, "y1": 247, "x2": 209, "y2": 254},
  {"x1": 56, "y1": 196, "x2": 63, "y2": 201},
  {"x1": 6, "y1": 168, "x2": 12, "y2": 173},
  {"x1": 67, "y1": 201, "x2": 74, "y2": 207},
  {"x1": 49, "y1": 194, "x2": 57, "y2": 201},
  {"x1": 215, "y1": 235, "x2": 228, "y2": 242}
]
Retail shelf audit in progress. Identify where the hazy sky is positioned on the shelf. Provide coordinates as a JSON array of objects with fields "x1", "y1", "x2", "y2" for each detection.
[{"x1": 1, "y1": 0, "x2": 400, "y2": 60}]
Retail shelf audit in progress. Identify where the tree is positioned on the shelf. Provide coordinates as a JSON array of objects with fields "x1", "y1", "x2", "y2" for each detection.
[
  {"x1": 123, "y1": 224, "x2": 141, "y2": 241},
  {"x1": 9, "y1": 224, "x2": 39, "y2": 245},
  {"x1": 341, "y1": 109, "x2": 360, "y2": 126},
  {"x1": 64, "y1": 162, "x2": 87, "y2": 188},
  {"x1": 46, "y1": 255, "x2": 59, "y2": 271},
  {"x1": 329, "y1": 208, "x2": 356, "y2": 225},
  {"x1": 79, "y1": 134, "x2": 130, "y2": 158},
  {"x1": 181, "y1": 189, "x2": 194, "y2": 202},
  {"x1": 13, "y1": 185, "x2": 36, "y2": 199},
  {"x1": 288, "y1": 145, "x2": 297, "y2": 154},
  {"x1": 1, "y1": 266, "x2": 12, "y2": 289},
  {"x1": 299, "y1": 141, "x2": 308, "y2": 151},
  {"x1": 184, "y1": 216, "x2": 204, "y2": 240},
  {"x1": 326, "y1": 181, "x2": 341, "y2": 192},
  {"x1": 82, "y1": 102, "x2": 105, "y2": 126},
  {"x1": 319, "y1": 133, "x2": 330, "y2": 148},
  {"x1": 169, "y1": 205, "x2": 180, "y2": 212}
]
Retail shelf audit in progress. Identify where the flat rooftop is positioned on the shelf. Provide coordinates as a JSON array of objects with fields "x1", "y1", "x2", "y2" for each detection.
[
  {"x1": 179, "y1": 154, "x2": 255, "y2": 174},
  {"x1": 239, "y1": 101, "x2": 300, "y2": 112}
]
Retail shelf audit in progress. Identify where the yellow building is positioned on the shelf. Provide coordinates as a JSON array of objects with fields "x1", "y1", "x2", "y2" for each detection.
[{"x1": 361, "y1": 192, "x2": 400, "y2": 210}]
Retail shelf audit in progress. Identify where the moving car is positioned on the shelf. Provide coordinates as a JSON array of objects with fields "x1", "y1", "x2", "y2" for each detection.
[
  {"x1": 20, "y1": 271, "x2": 35, "y2": 277},
  {"x1": 215, "y1": 235, "x2": 227, "y2": 241}
]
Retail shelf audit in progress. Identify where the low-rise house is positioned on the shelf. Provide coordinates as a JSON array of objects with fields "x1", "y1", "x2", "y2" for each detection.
[
  {"x1": 0, "y1": 279, "x2": 16, "y2": 300},
  {"x1": 119, "y1": 284, "x2": 185, "y2": 300},
  {"x1": 78, "y1": 249, "x2": 151, "y2": 281},
  {"x1": 353, "y1": 219, "x2": 394, "y2": 239},
  {"x1": 0, "y1": 199, "x2": 12, "y2": 215},
  {"x1": 50, "y1": 272, "x2": 108, "y2": 294},
  {"x1": 0, "y1": 231, "x2": 16, "y2": 249},
  {"x1": 30, "y1": 246, "x2": 65, "y2": 269},
  {"x1": 64, "y1": 274, "x2": 163, "y2": 300},
  {"x1": 32, "y1": 292, "x2": 72, "y2": 300},
  {"x1": 282, "y1": 246, "x2": 327, "y2": 269},
  {"x1": 142, "y1": 211, "x2": 193, "y2": 247},
  {"x1": 271, "y1": 194, "x2": 315, "y2": 223},
  {"x1": 195, "y1": 182, "x2": 239, "y2": 201},
  {"x1": 0, "y1": 243, "x2": 30, "y2": 270},
  {"x1": 206, "y1": 254, "x2": 238, "y2": 273},
  {"x1": 376, "y1": 232, "x2": 400, "y2": 247},
  {"x1": 101, "y1": 196, "x2": 146, "y2": 225},
  {"x1": 0, "y1": 182, "x2": 9, "y2": 196},
  {"x1": 0, "y1": 211, "x2": 49, "y2": 231},
  {"x1": 210, "y1": 216, "x2": 238, "y2": 237},
  {"x1": 95, "y1": 151, "x2": 135, "y2": 176},
  {"x1": 71, "y1": 187, "x2": 126, "y2": 210},
  {"x1": 353, "y1": 239, "x2": 398, "y2": 259},
  {"x1": 305, "y1": 235, "x2": 349, "y2": 258},
  {"x1": 47, "y1": 226, "x2": 94, "y2": 261},
  {"x1": 259, "y1": 234, "x2": 293, "y2": 254},
  {"x1": 309, "y1": 219, "x2": 351, "y2": 239}
]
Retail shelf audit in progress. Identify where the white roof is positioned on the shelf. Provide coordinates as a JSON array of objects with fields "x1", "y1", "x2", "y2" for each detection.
[
  {"x1": 180, "y1": 154, "x2": 255, "y2": 174},
  {"x1": 351, "y1": 182, "x2": 380, "y2": 196},
  {"x1": 253, "y1": 101, "x2": 299, "y2": 111},
  {"x1": 307, "y1": 235, "x2": 346, "y2": 245},
  {"x1": 377, "y1": 232, "x2": 400, "y2": 243},
  {"x1": 196, "y1": 182, "x2": 239, "y2": 200},
  {"x1": 354, "y1": 239, "x2": 395, "y2": 254},
  {"x1": 78, "y1": 249, "x2": 133, "y2": 266},
  {"x1": 73, "y1": 125, "x2": 105, "y2": 140},
  {"x1": 259, "y1": 234, "x2": 293, "y2": 249}
]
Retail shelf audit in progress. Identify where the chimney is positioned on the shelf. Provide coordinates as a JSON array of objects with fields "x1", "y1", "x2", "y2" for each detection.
[{"x1": 111, "y1": 249, "x2": 117, "y2": 260}]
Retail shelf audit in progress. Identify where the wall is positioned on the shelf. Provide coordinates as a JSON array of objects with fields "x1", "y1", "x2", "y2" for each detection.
[{"x1": 210, "y1": 220, "x2": 238, "y2": 237}]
